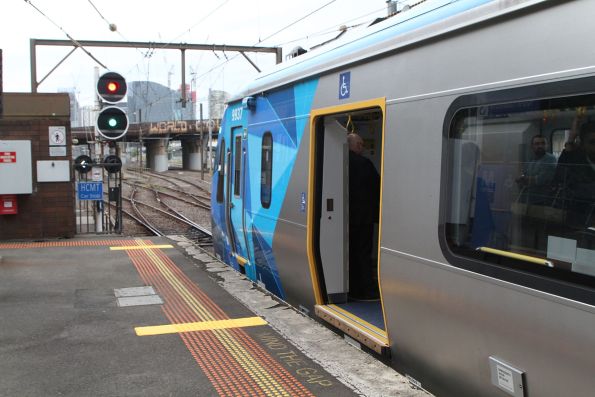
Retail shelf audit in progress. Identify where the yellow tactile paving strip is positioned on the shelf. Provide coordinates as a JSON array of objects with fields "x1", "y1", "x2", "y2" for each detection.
[
  {"x1": 124, "y1": 240, "x2": 315, "y2": 397},
  {"x1": 135, "y1": 317, "x2": 268, "y2": 336}
]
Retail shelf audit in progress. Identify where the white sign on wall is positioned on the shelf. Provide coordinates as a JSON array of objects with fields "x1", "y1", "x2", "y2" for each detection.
[
  {"x1": 49, "y1": 126, "x2": 66, "y2": 146},
  {"x1": 49, "y1": 126, "x2": 67, "y2": 157}
]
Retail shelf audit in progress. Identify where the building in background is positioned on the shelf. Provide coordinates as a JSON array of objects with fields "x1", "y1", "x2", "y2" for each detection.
[
  {"x1": 127, "y1": 81, "x2": 195, "y2": 123},
  {"x1": 58, "y1": 88, "x2": 81, "y2": 127},
  {"x1": 208, "y1": 89, "x2": 229, "y2": 120}
]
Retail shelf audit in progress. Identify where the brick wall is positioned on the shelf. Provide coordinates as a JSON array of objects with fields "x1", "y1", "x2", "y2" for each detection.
[{"x1": 0, "y1": 118, "x2": 75, "y2": 240}]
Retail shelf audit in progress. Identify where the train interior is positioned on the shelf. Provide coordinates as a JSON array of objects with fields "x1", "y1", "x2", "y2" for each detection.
[
  {"x1": 312, "y1": 107, "x2": 388, "y2": 354},
  {"x1": 446, "y1": 98, "x2": 595, "y2": 282}
]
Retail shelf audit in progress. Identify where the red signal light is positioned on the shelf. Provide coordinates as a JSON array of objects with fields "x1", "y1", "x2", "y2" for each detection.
[
  {"x1": 106, "y1": 81, "x2": 119, "y2": 93},
  {"x1": 97, "y1": 71, "x2": 126, "y2": 103}
]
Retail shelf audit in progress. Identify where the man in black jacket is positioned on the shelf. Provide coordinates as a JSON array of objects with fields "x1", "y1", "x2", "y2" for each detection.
[{"x1": 348, "y1": 133, "x2": 380, "y2": 300}]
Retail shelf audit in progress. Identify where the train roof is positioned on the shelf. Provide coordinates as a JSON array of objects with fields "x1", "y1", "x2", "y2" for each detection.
[{"x1": 230, "y1": 0, "x2": 543, "y2": 102}]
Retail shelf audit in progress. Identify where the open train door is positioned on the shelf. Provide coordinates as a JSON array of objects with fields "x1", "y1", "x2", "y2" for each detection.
[{"x1": 308, "y1": 98, "x2": 389, "y2": 355}]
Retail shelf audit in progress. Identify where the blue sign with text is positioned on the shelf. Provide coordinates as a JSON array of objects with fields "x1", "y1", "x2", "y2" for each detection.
[
  {"x1": 78, "y1": 182, "x2": 103, "y2": 200},
  {"x1": 339, "y1": 72, "x2": 350, "y2": 99}
]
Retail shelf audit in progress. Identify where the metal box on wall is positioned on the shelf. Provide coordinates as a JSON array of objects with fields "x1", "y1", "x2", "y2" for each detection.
[
  {"x1": 36, "y1": 160, "x2": 70, "y2": 182},
  {"x1": 0, "y1": 140, "x2": 33, "y2": 194},
  {"x1": 0, "y1": 195, "x2": 17, "y2": 215}
]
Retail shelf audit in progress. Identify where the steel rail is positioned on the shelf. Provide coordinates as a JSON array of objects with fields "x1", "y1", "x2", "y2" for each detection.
[
  {"x1": 129, "y1": 187, "x2": 165, "y2": 236},
  {"x1": 123, "y1": 179, "x2": 210, "y2": 210}
]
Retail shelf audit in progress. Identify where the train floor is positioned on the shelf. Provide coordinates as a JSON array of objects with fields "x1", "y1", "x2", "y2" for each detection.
[{"x1": 0, "y1": 235, "x2": 429, "y2": 397}]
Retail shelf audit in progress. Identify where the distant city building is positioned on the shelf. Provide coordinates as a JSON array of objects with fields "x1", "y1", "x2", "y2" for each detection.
[
  {"x1": 79, "y1": 105, "x2": 96, "y2": 128},
  {"x1": 208, "y1": 89, "x2": 230, "y2": 120},
  {"x1": 127, "y1": 81, "x2": 195, "y2": 123},
  {"x1": 58, "y1": 87, "x2": 81, "y2": 127}
]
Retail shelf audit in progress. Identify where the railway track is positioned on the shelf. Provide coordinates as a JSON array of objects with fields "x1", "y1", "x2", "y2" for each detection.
[
  {"x1": 108, "y1": 168, "x2": 213, "y2": 246},
  {"x1": 126, "y1": 168, "x2": 211, "y2": 201},
  {"x1": 122, "y1": 179, "x2": 210, "y2": 210}
]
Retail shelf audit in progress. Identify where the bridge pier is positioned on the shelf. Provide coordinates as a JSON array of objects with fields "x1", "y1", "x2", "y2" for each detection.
[
  {"x1": 181, "y1": 138, "x2": 202, "y2": 171},
  {"x1": 146, "y1": 139, "x2": 168, "y2": 172}
]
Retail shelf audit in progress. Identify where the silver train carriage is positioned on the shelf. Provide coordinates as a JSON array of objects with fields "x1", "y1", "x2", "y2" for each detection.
[{"x1": 210, "y1": 0, "x2": 595, "y2": 395}]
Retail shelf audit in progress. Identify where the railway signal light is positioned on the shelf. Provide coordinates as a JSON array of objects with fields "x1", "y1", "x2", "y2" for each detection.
[
  {"x1": 96, "y1": 71, "x2": 128, "y2": 140},
  {"x1": 96, "y1": 106, "x2": 129, "y2": 140},
  {"x1": 97, "y1": 71, "x2": 127, "y2": 103}
]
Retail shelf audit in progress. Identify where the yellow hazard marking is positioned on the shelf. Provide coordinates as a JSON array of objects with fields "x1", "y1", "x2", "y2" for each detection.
[
  {"x1": 110, "y1": 244, "x2": 174, "y2": 251},
  {"x1": 135, "y1": 317, "x2": 268, "y2": 336},
  {"x1": 134, "y1": 240, "x2": 292, "y2": 396}
]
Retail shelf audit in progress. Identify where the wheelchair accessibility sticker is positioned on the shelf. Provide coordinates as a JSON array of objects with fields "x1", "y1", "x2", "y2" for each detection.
[{"x1": 339, "y1": 72, "x2": 350, "y2": 99}]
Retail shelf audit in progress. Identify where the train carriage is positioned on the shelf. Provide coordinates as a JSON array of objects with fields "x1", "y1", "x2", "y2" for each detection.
[{"x1": 211, "y1": 0, "x2": 595, "y2": 395}]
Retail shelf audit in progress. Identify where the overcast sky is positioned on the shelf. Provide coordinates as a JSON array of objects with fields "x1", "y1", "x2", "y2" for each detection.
[{"x1": 1, "y1": 0, "x2": 404, "y2": 107}]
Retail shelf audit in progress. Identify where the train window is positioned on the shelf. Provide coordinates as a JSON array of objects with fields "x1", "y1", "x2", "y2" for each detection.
[
  {"x1": 261, "y1": 132, "x2": 273, "y2": 209},
  {"x1": 216, "y1": 139, "x2": 225, "y2": 203},
  {"x1": 233, "y1": 136, "x2": 242, "y2": 197},
  {"x1": 444, "y1": 92, "x2": 595, "y2": 295}
]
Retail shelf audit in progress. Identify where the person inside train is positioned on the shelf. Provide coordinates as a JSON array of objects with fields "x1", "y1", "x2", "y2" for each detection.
[
  {"x1": 556, "y1": 122, "x2": 595, "y2": 229},
  {"x1": 553, "y1": 111, "x2": 584, "y2": 188},
  {"x1": 515, "y1": 134, "x2": 557, "y2": 205},
  {"x1": 347, "y1": 133, "x2": 380, "y2": 300}
]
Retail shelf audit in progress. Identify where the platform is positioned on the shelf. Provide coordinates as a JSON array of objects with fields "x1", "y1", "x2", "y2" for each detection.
[{"x1": 0, "y1": 236, "x2": 430, "y2": 396}]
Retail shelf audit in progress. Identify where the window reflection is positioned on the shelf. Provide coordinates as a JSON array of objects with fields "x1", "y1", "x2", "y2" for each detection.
[{"x1": 446, "y1": 96, "x2": 595, "y2": 283}]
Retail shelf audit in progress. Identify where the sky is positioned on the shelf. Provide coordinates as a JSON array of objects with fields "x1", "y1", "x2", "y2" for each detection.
[{"x1": 0, "y1": 0, "x2": 406, "y2": 108}]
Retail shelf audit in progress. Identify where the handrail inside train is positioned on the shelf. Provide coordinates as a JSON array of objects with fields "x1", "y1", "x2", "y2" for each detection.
[{"x1": 476, "y1": 246, "x2": 554, "y2": 268}]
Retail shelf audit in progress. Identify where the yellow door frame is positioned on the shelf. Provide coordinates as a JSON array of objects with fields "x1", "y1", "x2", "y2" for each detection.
[{"x1": 306, "y1": 97, "x2": 387, "y2": 307}]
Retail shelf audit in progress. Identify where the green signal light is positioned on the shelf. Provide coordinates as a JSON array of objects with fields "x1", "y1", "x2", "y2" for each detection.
[{"x1": 97, "y1": 105, "x2": 128, "y2": 140}]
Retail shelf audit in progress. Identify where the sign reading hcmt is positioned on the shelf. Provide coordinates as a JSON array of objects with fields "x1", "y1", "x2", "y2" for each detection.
[{"x1": 78, "y1": 182, "x2": 103, "y2": 200}]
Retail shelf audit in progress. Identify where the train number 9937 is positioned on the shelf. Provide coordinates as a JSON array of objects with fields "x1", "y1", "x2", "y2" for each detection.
[{"x1": 231, "y1": 107, "x2": 243, "y2": 122}]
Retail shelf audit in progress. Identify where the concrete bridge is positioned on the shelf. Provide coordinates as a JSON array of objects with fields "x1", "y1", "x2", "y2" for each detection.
[{"x1": 72, "y1": 119, "x2": 221, "y2": 173}]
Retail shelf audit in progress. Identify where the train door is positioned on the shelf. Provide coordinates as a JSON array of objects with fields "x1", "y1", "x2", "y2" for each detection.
[
  {"x1": 319, "y1": 119, "x2": 349, "y2": 301},
  {"x1": 308, "y1": 99, "x2": 389, "y2": 355},
  {"x1": 226, "y1": 126, "x2": 251, "y2": 271}
]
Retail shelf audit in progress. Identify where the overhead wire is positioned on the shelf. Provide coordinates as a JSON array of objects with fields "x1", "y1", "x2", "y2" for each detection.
[
  {"x1": 191, "y1": 1, "x2": 384, "y2": 86},
  {"x1": 120, "y1": 0, "x2": 235, "y2": 119},
  {"x1": 87, "y1": 0, "x2": 110, "y2": 27},
  {"x1": 257, "y1": 0, "x2": 338, "y2": 45},
  {"x1": 279, "y1": 4, "x2": 390, "y2": 47},
  {"x1": 86, "y1": 0, "x2": 145, "y2": 51},
  {"x1": 155, "y1": 0, "x2": 233, "y2": 51},
  {"x1": 23, "y1": 0, "x2": 108, "y2": 69},
  {"x1": 192, "y1": 1, "x2": 340, "y2": 83}
]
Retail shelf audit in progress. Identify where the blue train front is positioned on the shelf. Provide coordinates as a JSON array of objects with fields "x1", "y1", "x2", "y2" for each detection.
[{"x1": 211, "y1": 81, "x2": 319, "y2": 302}]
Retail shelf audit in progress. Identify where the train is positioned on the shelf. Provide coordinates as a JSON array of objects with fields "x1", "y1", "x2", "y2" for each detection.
[{"x1": 210, "y1": 0, "x2": 595, "y2": 396}]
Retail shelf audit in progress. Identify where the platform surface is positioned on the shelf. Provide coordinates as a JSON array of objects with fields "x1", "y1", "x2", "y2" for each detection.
[{"x1": 0, "y1": 236, "x2": 430, "y2": 397}]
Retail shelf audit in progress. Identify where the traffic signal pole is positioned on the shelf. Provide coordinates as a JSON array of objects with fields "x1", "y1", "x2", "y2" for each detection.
[{"x1": 94, "y1": 71, "x2": 128, "y2": 233}]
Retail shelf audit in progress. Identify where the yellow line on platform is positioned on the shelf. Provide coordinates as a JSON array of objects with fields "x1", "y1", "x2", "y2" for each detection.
[
  {"x1": 110, "y1": 245, "x2": 174, "y2": 251},
  {"x1": 135, "y1": 317, "x2": 268, "y2": 336}
]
